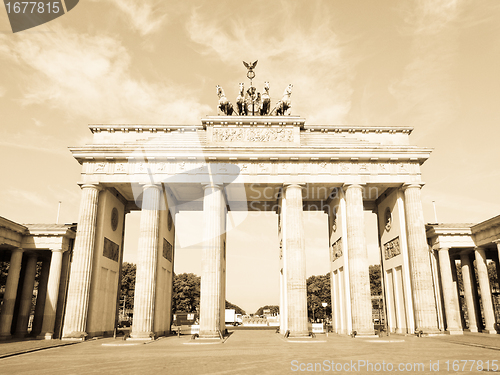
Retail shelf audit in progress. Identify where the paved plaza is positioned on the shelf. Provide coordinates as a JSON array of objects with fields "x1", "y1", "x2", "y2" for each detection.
[{"x1": 1, "y1": 331, "x2": 500, "y2": 374}]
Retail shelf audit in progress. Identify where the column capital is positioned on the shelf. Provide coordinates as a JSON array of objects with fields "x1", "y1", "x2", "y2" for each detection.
[
  {"x1": 141, "y1": 184, "x2": 162, "y2": 192},
  {"x1": 283, "y1": 183, "x2": 305, "y2": 190},
  {"x1": 50, "y1": 248, "x2": 64, "y2": 253},
  {"x1": 202, "y1": 183, "x2": 223, "y2": 191},
  {"x1": 342, "y1": 183, "x2": 365, "y2": 190},
  {"x1": 492, "y1": 239, "x2": 500, "y2": 244},
  {"x1": 402, "y1": 183, "x2": 425, "y2": 191},
  {"x1": 79, "y1": 183, "x2": 102, "y2": 191},
  {"x1": 437, "y1": 247, "x2": 450, "y2": 252}
]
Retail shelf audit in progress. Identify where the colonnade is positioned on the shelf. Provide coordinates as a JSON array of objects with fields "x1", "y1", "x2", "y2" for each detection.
[
  {"x1": 435, "y1": 246, "x2": 499, "y2": 334},
  {"x1": 0, "y1": 248, "x2": 70, "y2": 340},
  {"x1": 5, "y1": 181, "x2": 496, "y2": 341}
]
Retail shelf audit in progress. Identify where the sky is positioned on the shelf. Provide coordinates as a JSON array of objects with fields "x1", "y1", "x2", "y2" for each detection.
[{"x1": 0, "y1": 0, "x2": 499, "y2": 313}]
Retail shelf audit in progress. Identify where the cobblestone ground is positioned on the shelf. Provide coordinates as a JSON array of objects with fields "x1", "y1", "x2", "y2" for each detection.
[{"x1": 1, "y1": 331, "x2": 500, "y2": 374}]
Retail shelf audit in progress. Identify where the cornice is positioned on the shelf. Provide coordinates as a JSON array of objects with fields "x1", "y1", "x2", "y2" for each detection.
[{"x1": 69, "y1": 147, "x2": 432, "y2": 163}]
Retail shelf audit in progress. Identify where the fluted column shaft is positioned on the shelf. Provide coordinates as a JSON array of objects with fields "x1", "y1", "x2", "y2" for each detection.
[
  {"x1": 437, "y1": 248, "x2": 462, "y2": 334},
  {"x1": 131, "y1": 184, "x2": 161, "y2": 339},
  {"x1": 199, "y1": 184, "x2": 226, "y2": 338},
  {"x1": 15, "y1": 254, "x2": 38, "y2": 337},
  {"x1": 38, "y1": 249, "x2": 64, "y2": 339},
  {"x1": 403, "y1": 184, "x2": 439, "y2": 332},
  {"x1": 31, "y1": 259, "x2": 51, "y2": 336},
  {"x1": 460, "y1": 253, "x2": 480, "y2": 332},
  {"x1": 62, "y1": 184, "x2": 101, "y2": 339},
  {"x1": 0, "y1": 249, "x2": 24, "y2": 339},
  {"x1": 345, "y1": 184, "x2": 373, "y2": 335},
  {"x1": 284, "y1": 184, "x2": 308, "y2": 337},
  {"x1": 475, "y1": 247, "x2": 496, "y2": 333}
]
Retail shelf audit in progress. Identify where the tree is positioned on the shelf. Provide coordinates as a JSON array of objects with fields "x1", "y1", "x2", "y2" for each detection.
[
  {"x1": 172, "y1": 273, "x2": 200, "y2": 313},
  {"x1": 120, "y1": 262, "x2": 136, "y2": 310},
  {"x1": 307, "y1": 273, "x2": 331, "y2": 321},
  {"x1": 255, "y1": 305, "x2": 279, "y2": 316},
  {"x1": 226, "y1": 301, "x2": 246, "y2": 315},
  {"x1": 369, "y1": 265, "x2": 382, "y2": 296}
]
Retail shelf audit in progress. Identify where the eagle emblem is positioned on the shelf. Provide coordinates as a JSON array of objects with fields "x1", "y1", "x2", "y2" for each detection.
[{"x1": 243, "y1": 60, "x2": 258, "y2": 70}]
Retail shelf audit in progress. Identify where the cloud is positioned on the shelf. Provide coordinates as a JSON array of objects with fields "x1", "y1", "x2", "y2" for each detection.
[
  {"x1": 89, "y1": 0, "x2": 167, "y2": 36},
  {"x1": 32, "y1": 118, "x2": 43, "y2": 127},
  {"x1": 5, "y1": 188, "x2": 53, "y2": 210},
  {"x1": 186, "y1": 6, "x2": 355, "y2": 124},
  {"x1": 388, "y1": 0, "x2": 462, "y2": 137},
  {"x1": 0, "y1": 129, "x2": 69, "y2": 156},
  {"x1": 422, "y1": 186, "x2": 500, "y2": 223},
  {"x1": 0, "y1": 27, "x2": 210, "y2": 124}
]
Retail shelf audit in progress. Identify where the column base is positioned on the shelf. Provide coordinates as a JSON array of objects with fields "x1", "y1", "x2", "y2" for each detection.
[
  {"x1": 36, "y1": 332, "x2": 54, "y2": 340},
  {"x1": 417, "y1": 327, "x2": 442, "y2": 335},
  {"x1": 353, "y1": 331, "x2": 376, "y2": 338},
  {"x1": 0, "y1": 333, "x2": 12, "y2": 341},
  {"x1": 198, "y1": 330, "x2": 222, "y2": 339},
  {"x1": 287, "y1": 331, "x2": 310, "y2": 338},
  {"x1": 446, "y1": 329, "x2": 464, "y2": 335},
  {"x1": 129, "y1": 331, "x2": 155, "y2": 340},
  {"x1": 62, "y1": 331, "x2": 88, "y2": 341},
  {"x1": 480, "y1": 329, "x2": 498, "y2": 334}
]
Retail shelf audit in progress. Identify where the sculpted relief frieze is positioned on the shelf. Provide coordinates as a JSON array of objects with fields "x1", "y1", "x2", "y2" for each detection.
[
  {"x1": 212, "y1": 127, "x2": 294, "y2": 143},
  {"x1": 384, "y1": 236, "x2": 401, "y2": 260},
  {"x1": 85, "y1": 160, "x2": 415, "y2": 178},
  {"x1": 331, "y1": 238, "x2": 343, "y2": 262}
]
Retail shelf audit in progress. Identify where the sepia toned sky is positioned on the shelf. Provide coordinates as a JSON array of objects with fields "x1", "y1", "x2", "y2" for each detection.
[{"x1": 1, "y1": 1, "x2": 499, "y2": 313}]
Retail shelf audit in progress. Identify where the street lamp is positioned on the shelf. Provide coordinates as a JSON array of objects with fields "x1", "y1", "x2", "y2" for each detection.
[{"x1": 321, "y1": 302, "x2": 328, "y2": 336}]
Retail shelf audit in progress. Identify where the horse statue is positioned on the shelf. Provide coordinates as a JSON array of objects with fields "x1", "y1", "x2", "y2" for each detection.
[
  {"x1": 236, "y1": 83, "x2": 247, "y2": 115},
  {"x1": 260, "y1": 81, "x2": 271, "y2": 115},
  {"x1": 216, "y1": 85, "x2": 234, "y2": 116},
  {"x1": 272, "y1": 84, "x2": 293, "y2": 116}
]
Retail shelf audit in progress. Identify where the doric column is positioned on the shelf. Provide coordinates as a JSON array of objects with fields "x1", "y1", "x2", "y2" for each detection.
[
  {"x1": 475, "y1": 247, "x2": 496, "y2": 333},
  {"x1": 130, "y1": 184, "x2": 161, "y2": 339},
  {"x1": 344, "y1": 184, "x2": 373, "y2": 335},
  {"x1": 199, "y1": 183, "x2": 226, "y2": 338},
  {"x1": 284, "y1": 184, "x2": 308, "y2": 337},
  {"x1": 437, "y1": 248, "x2": 462, "y2": 334},
  {"x1": 38, "y1": 249, "x2": 64, "y2": 339},
  {"x1": 403, "y1": 184, "x2": 439, "y2": 333},
  {"x1": 15, "y1": 254, "x2": 38, "y2": 337},
  {"x1": 31, "y1": 258, "x2": 51, "y2": 336},
  {"x1": 460, "y1": 253, "x2": 480, "y2": 332},
  {"x1": 0, "y1": 248, "x2": 24, "y2": 339},
  {"x1": 62, "y1": 184, "x2": 101, "y2": 339}
]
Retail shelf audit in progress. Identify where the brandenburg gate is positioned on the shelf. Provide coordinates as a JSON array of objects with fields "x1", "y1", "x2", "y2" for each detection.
[{"x1": 57, "y1": 68, "x2": 443, "y2": 340}]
